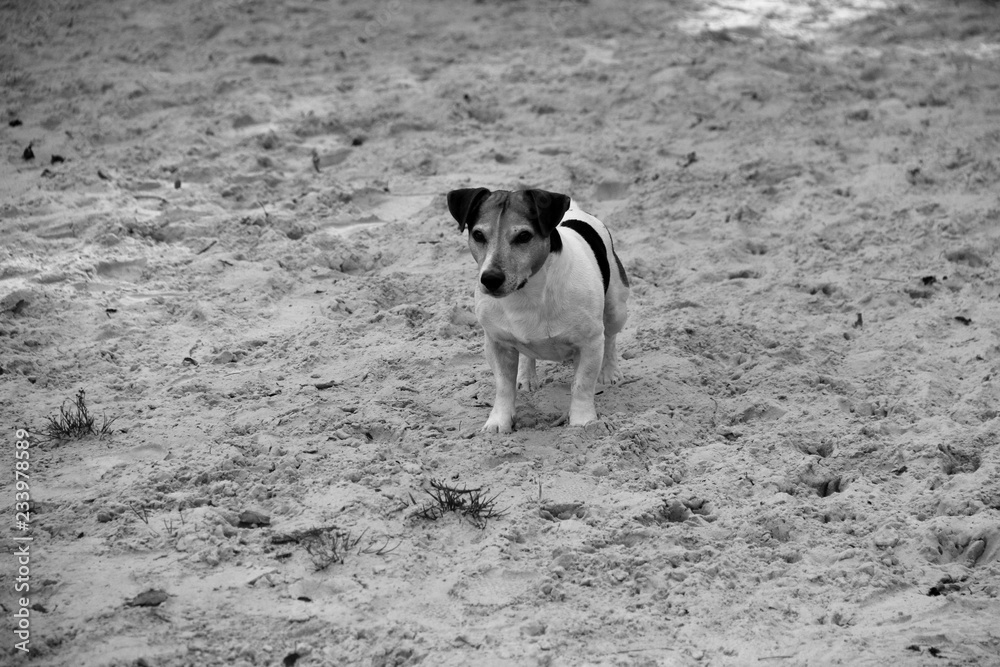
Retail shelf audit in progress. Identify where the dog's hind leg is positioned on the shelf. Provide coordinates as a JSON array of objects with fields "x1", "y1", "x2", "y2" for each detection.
[
  {"x1": 568, "y1": 336, "x2": 603, "y2": 426},
  {"x1": 599, "y1": 269, "x2": 629, "y2": 385},
  {"x1": 517, "y1": 355, "x2": 538, "y2": 391},
  {"x1": 597, "y1": 334, "x2": 623, "y2": 385}
]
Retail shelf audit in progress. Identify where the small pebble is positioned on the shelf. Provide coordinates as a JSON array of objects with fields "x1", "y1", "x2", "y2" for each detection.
[
  {"x1": 238, "y1": 509, "x2": 271, "y2": 527},
  {"x1": 126, "y1": 589, "x2": 169, "y2": 607},
  {"x1": 212, "y1": 351, "x2": 236, "y2": 364}
]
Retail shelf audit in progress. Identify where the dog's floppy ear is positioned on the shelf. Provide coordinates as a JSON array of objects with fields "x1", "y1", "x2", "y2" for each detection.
[
  {"x1": 447, "y1": 188, "x2": 491, "y2": 232},
  {"x1": 523, "y1": 189, "x2": 570, "y2": 237}
]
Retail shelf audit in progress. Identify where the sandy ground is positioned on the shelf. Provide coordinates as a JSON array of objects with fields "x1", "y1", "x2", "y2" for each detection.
[{"x1": 2, "y1": 0, "x2": 1000, "y2": 665}]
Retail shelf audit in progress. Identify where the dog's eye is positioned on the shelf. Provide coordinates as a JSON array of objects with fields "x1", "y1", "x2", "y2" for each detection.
[
  {"x1": 471, "y1": 230, "x2": 486, "y2": 243},
  {"x1": 513, "y1": 231, "x2": 533, "y2": 244}
]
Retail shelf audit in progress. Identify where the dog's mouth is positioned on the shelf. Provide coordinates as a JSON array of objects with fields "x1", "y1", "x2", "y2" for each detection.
[
  {"x1": 482, "y1": 285, "x2": 509, "y2": 298},
  {"x1": 481, "y1": 278, "x2": 528, "y2": 298}
]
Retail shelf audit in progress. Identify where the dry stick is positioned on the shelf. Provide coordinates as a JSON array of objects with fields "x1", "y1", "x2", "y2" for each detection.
[
  {"x1": 134, "y1": 194, "x2": 168, "y2": 204},
  {"x1": 365, "y1": 535, "x2": 400, "y2": 556},
  {"x1": 128, "y1": 502, "x2": 149, "y2": 524},
  {"x1": 601, "y1": 646, "x2": 676, "y2": 655}
]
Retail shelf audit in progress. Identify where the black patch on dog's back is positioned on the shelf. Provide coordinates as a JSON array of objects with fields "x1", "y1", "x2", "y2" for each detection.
[{"x1": 561, "y1": 219, "x2": 610, "y2": 293}]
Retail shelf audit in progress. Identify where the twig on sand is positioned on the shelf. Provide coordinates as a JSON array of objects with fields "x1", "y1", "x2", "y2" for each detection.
[
  {"x1": 600, "y1": 645, "x2": 675, "y2": 655},
  {"x1": 134, "y1": 194, "x2": 168, "y2": 204},
  {"x1": 128, "y1": 502, "x2": 150, "y2": 525}
]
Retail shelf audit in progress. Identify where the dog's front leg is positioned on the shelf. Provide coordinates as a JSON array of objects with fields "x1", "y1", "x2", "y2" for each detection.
[
  {"x1": 483, "y1": 335, "x2": 518, "y2": 433},
  {"x1": 568, "y1": 336, "x2": 604, "y2": 426}
]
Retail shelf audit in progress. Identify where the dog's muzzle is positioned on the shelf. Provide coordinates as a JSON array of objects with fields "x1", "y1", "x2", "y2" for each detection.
[{"x1": 480, "y1": 268, "x2": 505, "y2": 294}]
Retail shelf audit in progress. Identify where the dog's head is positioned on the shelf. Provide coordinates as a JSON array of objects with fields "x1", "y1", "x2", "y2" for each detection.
[{"x1": 447, "y1": 188, "x2": 570, "y2": 297}]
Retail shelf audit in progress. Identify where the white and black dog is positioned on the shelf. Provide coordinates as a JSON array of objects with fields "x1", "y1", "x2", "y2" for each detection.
[{"x1": 448, "y1": 188, "x2": 629, "y2": 433}]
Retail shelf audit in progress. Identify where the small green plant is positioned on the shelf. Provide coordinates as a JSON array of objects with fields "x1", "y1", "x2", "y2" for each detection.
[
  {"x1": 38, "y1": 389, "x2": 118, "y2": 442},
  {"x1": 299, "y1": 527, "x2": 398, "y2": 571},
  {"x1": 302, "y1": 528, "x2": 360, "y2": 570},
  {"x1": 410, "y1": 479, "x2": 506, "y2": 528}
]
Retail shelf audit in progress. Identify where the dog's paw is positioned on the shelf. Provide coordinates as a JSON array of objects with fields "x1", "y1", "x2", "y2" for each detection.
[
  {"x1": 482, "y1": 412, "x2": 514, "y2": 434},
  {"x1": 597, "y1": 363, "x2": 624, "y2": 386},
  {"x1": 517, "y1": 357, "x2": 538, "y2": 391},
  {"x1": 517, "y1": 372, "x2": 539, "y2": 392},
  {"x1": 568, "y1": 404, "x2": 598, "y2": 427}
]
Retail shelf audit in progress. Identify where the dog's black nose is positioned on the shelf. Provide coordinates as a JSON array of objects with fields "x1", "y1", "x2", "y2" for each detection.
[{"x1": 480, "y1": 268, "x2": 505, "y2": 292}]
